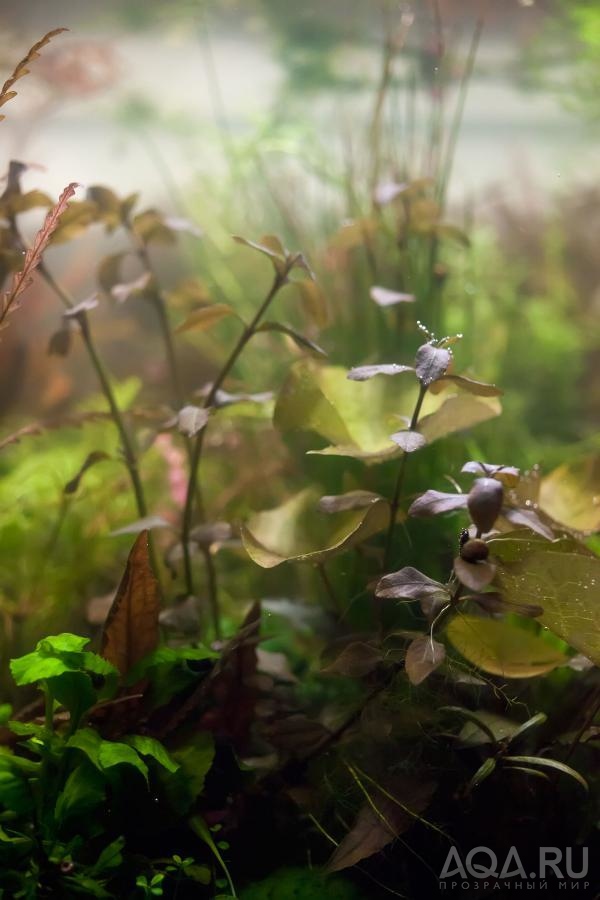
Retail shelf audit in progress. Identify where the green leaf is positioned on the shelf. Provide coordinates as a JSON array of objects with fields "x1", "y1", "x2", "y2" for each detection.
[
  {"x1": 89, "y1": 837, "x2": 125, "y2": 876},
  {"x1": 446, "y1": 615, "x2": 567, "y2": 678},
  {"x1": 124, "y1": 736, "x2": 179, "y2": 773},
  {"x1": 490, "y1": 534, "x2": 600, "y2": 664},
  {"x1": 538, "y1": 455, "x2": 600, "y2": 533},
  {"x1": 274, "y1": 362, "x2": 500, "y2": 463},
  {"x1": 418, "y1": 394, "x2": 502, "y2": 444},
  {"x1": 10, "y1": 653, "x2": 70, "y2": 686},
  {"x1": 241, "y1": 488, "x2": 390, "y2": 568},
  {"x1": 97, "y1": 740, "x2": 148, "y2": 782},
  {"x1": 39, "y1": 634, "x2": 90, "y2": 654},
  {"x1": 51, "y1": 671, "x2": 97, "y2": 726},
  {"x1": 468, "y1": 757, "x2": 496, "y2": 791},
  {"x1": 172, "y1": 733, "x2": 215, "y2": 799},
  {"x1": 502, "y1": 756, "x2": 588, "y2": 792},
  {"x1": 54, "y1": 762, "x2": 105, "y2": 826}
]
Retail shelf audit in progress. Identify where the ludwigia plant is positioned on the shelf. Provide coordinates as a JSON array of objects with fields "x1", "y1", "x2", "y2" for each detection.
[{"x1": 1, "y1": 21, "x2": 599, "y2": 900}]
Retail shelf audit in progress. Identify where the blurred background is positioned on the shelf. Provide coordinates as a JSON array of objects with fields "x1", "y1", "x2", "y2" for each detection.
[{"x1": 0, "y1": 0, "x2": 599, "y2": 670}]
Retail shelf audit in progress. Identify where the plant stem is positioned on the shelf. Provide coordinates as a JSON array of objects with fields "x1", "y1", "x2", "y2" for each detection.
[
  {"x1": 317, "y1": 563, "x2": 340, "y2": 616},
  {"x1": 201, "y1": 546, "x2": 221, "y2": 640},
  {"x1": 383, "y1": 383, "x2": 428, "y2": 569},
  {"x1": 37, "y1": 263, "x2": 163, "y2": 589},
  {"x1": 181, "y1": 265, "x2": 292, "y2": 598}
]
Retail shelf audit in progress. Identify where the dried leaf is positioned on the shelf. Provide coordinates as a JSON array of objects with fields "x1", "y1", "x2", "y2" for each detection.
[
  {"x1": 347, "y1": 363, "x2": 414, "y2": 382},
  {"x1": 175, "y1": 304, "x2": 236, "y2": 334},
  {"x1": 408, "y1": 490, "x2": 468, "y2": 517},
  {"x1": 376, "y1": 566, "x2": 450, "y2": 603},
  {"x1": 0, "y1": 182, "x2": 78, "y2": 333},
  {"x1": 369, "y1": 286, "x2": 415, "y2": 307},
  {"x1": 405, "y1": 637, "x2": 446, "y2": 685},
  {"x1": 414, "y1": 343, "x2": 451, "y2": 386},
  {"x1": 101, "y1": 531, "x2": 161, "y2": 676}
]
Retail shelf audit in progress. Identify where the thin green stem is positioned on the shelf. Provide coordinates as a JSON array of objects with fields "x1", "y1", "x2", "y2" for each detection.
[
  {"x1": 37, "y1": 263, "x2": 163, "y2": 590},
  {"x1": 383, "y1": 383, "x2": 428, "y2": 569},
  {"x1": 181, "y1": 264, "x2": 292, "y2": 598}
]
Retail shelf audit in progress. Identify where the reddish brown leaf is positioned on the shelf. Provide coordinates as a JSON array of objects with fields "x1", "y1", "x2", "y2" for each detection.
[
  {"x1": 326, "y1": 777, "x2": 436, "y2": 872},
  {"x1": 405, "y1": 636, "x2": 446, "y2": 685},
  {"x1": 0, "y1": 29, "x2": 68, "y2": 120},
  {"x1": 0, "y1": 182, "x2": 78, "y2": 333},
  {"x1": 101, "y1": 531, "x2": 160, "y2": 676}
]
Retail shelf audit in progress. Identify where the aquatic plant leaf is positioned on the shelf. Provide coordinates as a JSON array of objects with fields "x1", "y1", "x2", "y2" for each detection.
[
  {"x1": 323, "y1": 642, "x2": 381, "y2": 678},
  {"x1": 101, "y1": 531, "x2": 160, "y2": 676},
  {"x1": 376, "y1": 566, "x2": 450, "y2": 603},
  {"x1": 490, "y1": 535, "x2": 600, "y2": 664},
  {"x1": 408, "y1": 490, "x2": 468, "y2": 517},
  {"x1": 241, "y1": 489, "x2": 389, "y2": 568},
  {"x1": 318, "y1": 491, "x2": 383, "y2": 513},
  {"x1": 295, "y1": 278, "x2": 329, "y2": 328},
  {"x1": 418, "y1": 394, "x2": 501, "y2": 443},
  {"x1": 369, "y1": 286, "x2": 415, "y2": 306},
  {"x1": 538, "y1": 455, "x2": 600, "y2": 533},
  {"x1": 177, "y1": 405, "x2": 209, "y2": 437},
  {"x1": 432, "y1": 374, "x2": 502, "y2": 397},
  {"x1": 110, "y1": 516, "x2": 172, "y2": 536},
  {"x1": 124, "y1": 735, "x2": 179, "y2": 773},
  {"x1": 414, "y1": 344, "x2": 451, "y2": 386},
  {"x1": 453, "y1": 557, "x2": 496, "y2": 591},
  {"x1": 64, "y1": 450, "x2": 110, "y2": 494},
  {"x1": 256, "y1": 321, "x2": 326, "y2": 356},
  {"x1": 326, "y1": 777, "x2": 436, "y2": 873},
  {"x1": 389, "y1": 429, "x2": 426, "y2": 452},
  {"x1": 175, "y1": 303, "x2": 236, "y2": 334},
  {"x1": 405, "y1": 637, "x2": 446, "y2": 685},
  {"x1": 0, "y1": 182, "x2": 78, "y2": 333},
  {"x1": 347, "y1": 363, "x2": 414, "y2": 381},
  {"x1": 0, "y1": 28, "x2": 68, "y2": 120},
  {"x1": 446, "y1": 615, "x2": 567, "y2": 678},
  {"x1": 461, "y1": 461, "x2": 520, "y2": 486}
]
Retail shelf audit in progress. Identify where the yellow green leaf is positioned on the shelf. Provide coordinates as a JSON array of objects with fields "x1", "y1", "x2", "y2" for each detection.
[
  {"x1": 446, "y1": 614, "x2": 567, "y2": 678},
  {"x1": 241, "y1": 488, "x2": 390, "y2": 568}
]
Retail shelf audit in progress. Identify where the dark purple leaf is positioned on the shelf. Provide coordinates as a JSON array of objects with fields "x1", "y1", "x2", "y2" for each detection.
[
  {"x1": 408, "y1": 490, "x2": 468, "y2": 517},
  {"x1": 376, "y1": 566, "x2": 450, "y2": 602},
  {"x1": 347, "y1": 363, "x2": 414, "y2": 382},
  {"x1": 414, "y1": 343, "x2": 451, "y2": 386}
]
